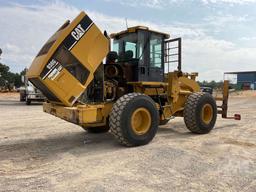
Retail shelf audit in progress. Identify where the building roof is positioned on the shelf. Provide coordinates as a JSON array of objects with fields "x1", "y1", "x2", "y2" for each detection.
[
  {"x1": 225, "y1": 71, "x2": 256, "y2": 75},
  {"x1": 110, "y1": 26, "x2": 170, "y2": 39}
]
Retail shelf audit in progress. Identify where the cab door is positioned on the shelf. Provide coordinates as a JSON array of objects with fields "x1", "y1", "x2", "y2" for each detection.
[{"x1": 148, "y1": 34, "x2": 164, "y2": 82}]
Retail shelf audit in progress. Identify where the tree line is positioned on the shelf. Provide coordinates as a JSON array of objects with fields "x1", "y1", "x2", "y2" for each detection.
[
  {"x1": 198, "y1": 80, "x2": 226, "y2": 89},
  {"x1": 0, "y1": 63, "x2": 26, "y2": 90}
]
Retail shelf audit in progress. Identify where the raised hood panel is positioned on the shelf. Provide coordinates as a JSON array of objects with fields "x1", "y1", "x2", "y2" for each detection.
[{"x1": 27, "y1": 11, "x2": 109, "y2": 106}]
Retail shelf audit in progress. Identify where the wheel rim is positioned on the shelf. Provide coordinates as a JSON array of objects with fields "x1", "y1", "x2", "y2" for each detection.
[
  {"x1": 201, "y1": 104, "x2": 213, "y2": 124},
  {"x1": 131, "y1": 107, "x2": 151, "y2": 135}
]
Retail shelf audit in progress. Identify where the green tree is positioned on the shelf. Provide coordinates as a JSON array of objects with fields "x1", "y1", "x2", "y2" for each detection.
[
  {"x1": 198, "y1": 80, "x2": 224, "y2": 89},
  {"x1": 0, "y1": 63, "x2": 24, "y2": 89},
  {"x1": 0, "y1": 63, "x2": 10, "y2": 87}
]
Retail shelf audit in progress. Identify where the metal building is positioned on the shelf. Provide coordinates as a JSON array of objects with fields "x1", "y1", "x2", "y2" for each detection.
[{"x1": 225, "y1": 71, "x2": 256, "y2": 90}]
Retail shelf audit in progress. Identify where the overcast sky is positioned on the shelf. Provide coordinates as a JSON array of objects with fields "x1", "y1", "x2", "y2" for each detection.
[{"x1": 0, "y1": 0, "x2": 256, "y2": 81}]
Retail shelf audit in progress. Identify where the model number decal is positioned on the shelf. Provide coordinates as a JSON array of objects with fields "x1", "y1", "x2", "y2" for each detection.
[
  {"x1": 48, "y1": 64, "x2": 63, "y2": 81},
  {"x1": 46, "y1": 59, "x2": 58, "y2": 70},
  {"x1": 42, "y1": 59, "x2": 63, "y2": 80}
]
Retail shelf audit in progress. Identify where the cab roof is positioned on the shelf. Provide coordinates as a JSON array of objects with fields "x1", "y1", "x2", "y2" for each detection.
[{"x1": 110, "y1": 26, "x2": 170, "y2": 39}]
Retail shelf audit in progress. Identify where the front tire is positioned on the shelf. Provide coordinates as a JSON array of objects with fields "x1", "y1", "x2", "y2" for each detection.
[
  {"x1": 184, "y1": 92, "x2": 217, "y2": 134},
  {"x1": 110, "y1": 93, "x2": 159, "y2": 147}
]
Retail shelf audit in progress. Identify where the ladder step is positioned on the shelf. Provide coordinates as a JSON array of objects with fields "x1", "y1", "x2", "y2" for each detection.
[
  {"x1": 166, "y1": 47, "x2": 179, "y2": 50},
  {"x1": 168, "y1": 53, "x2": 179, "y2": 56},
  {"x1": 169, "y1": 60, "x2": 179, "y2": 63}
]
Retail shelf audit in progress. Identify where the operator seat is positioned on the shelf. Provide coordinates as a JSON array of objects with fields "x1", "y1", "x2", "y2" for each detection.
[{"x1": 123, "y1": 50, "x2": 138, "y2": 82}]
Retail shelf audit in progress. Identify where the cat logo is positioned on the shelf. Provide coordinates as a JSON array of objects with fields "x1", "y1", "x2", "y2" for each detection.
[
  {"x1": 63, "y1": 15, "x2": 94, "y2": 51},
  {"x1": 71, "y1": 24, "x2": 86, "y2": 41},
  {"x1": 67, "y1": 22, "x2": 93, "y2": 50}
]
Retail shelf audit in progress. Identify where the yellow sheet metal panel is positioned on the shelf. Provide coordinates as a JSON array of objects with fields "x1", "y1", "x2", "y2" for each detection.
[
  {"x1": 43, "y1": 68, "x2": 85, "y2": 106},
  {"x1": 27, "y1": 11, "x2": 109, "y2": 106},
  {"x1": 43, "y1": 102, "x2": 78, "y2": 124},
  {"x1": 71, "y1": 24, "x2": 109, "y2": 73},
  {"x1": 78, "y1": 107, "x2": 99, "y2": 123},
  {"x1": 43, "y1": 102, "x2": 113, "y2": 126},
  {"x1": 26, "y1": 55, "x2": 47, "y2": 78}
]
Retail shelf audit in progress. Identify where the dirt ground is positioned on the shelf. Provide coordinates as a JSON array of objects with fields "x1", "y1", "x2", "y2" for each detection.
[{"x1": 0, "y1": 92, "x2": 255, "y2": 192}]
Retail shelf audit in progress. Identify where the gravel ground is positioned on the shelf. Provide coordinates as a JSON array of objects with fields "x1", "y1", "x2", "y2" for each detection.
[{"x1": 0, "y1": 93, "x2": 255, "y2": 192}]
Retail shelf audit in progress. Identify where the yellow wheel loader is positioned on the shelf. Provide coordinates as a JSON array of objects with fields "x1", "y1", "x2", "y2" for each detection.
[{"x1": 27, "y1": 12, "x2": 240, "y2": 146}]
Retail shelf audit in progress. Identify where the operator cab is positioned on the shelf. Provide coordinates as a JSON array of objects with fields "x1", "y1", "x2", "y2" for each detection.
[{"x1": 107, "y1": 26, "x2": 170, "y2": 82}]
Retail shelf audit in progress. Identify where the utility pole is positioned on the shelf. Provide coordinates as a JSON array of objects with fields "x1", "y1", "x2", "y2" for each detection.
[{"x1": 0, "y1": 48, "x2": 2, "y2": 60}]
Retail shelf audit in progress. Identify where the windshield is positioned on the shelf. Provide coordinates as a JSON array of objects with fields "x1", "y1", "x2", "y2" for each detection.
[{"x1": 112, "y1": 33, "x2": 144, "y2": 61}]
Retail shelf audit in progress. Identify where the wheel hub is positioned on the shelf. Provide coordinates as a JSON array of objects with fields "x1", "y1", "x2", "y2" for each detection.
[
  {"x1": 201, "y1": 104, "x2": 213, "y2": 124},
  {"x1": 131, "y1": 107, "x2": 151, "y2": 135}
]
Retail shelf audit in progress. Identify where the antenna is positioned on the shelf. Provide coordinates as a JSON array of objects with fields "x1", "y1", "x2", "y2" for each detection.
[{"x1": 125, "y1": 18, "x2": 128, "y2": 29}]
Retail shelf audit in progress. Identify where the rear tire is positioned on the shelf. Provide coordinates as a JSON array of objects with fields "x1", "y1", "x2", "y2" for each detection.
[
  {"x1": 110, "y1": 93, "x2": 159, "y2": 147},
  {"x1": 184, "y1": 92, "x2": 217, "y2": 134}
]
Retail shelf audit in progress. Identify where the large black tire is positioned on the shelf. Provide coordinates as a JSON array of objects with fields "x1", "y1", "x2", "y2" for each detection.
[
  {"x1": 184, "y1": 92, "x2": 217, "y2": 134},
  {"x1": 110, "y1": 93, "x2": 159, "y2": 147}
]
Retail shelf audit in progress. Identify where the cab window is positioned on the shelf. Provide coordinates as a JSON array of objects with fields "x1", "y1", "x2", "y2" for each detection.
[
  {"x1": 112, "y1": 42, "x2": 119, "y2": 53},
  {"x1": 113, "y1": 33, "x2": 144, "y2": 61},
  {"x1": 125, "y1": 42, "x2": 136, "y2": 59},
  {"x1": 150, "y1": 35, "x2": 162, "y2": 68}
]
